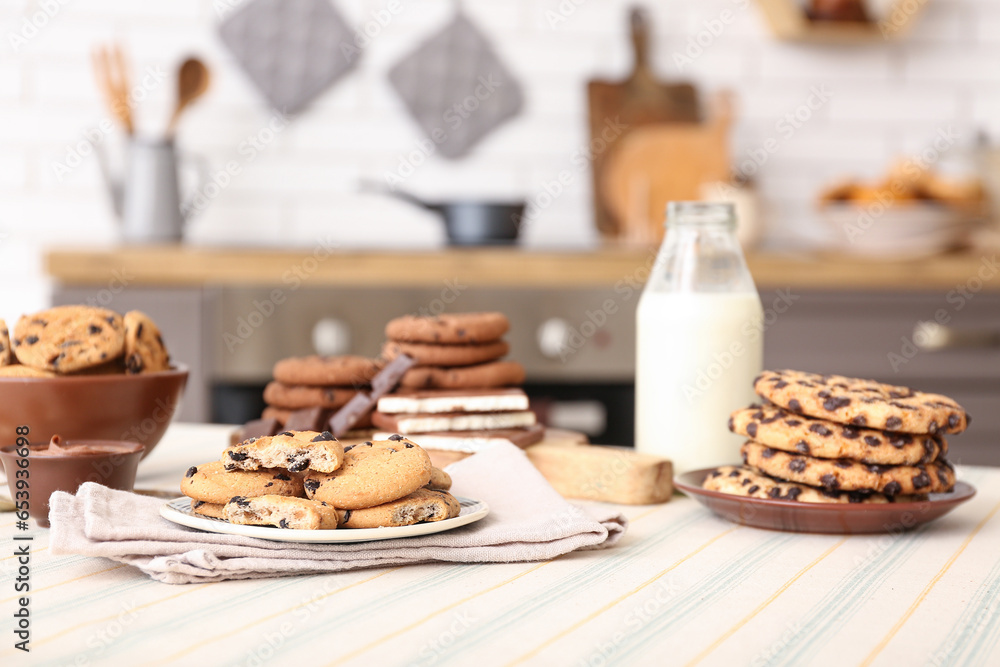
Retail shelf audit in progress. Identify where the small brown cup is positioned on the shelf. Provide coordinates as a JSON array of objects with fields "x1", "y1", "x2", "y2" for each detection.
[{"x1": 0, "y1": 440, "x2": 144, "y2": 527}]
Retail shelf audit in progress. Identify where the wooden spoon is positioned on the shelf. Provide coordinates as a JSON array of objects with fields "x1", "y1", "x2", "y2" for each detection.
[{"x1": 167, "y1": 57, "x2": 210, "y2": 134}]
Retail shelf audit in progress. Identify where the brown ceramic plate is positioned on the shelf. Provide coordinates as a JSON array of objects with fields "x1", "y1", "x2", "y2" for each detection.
[{"x1": 675, "y1": 468, "x2": 976, "y2": 535}]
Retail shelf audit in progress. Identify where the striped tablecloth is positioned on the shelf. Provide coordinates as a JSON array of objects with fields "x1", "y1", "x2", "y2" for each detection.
[{"x1": 2, "y1": 423, "x2": 999, "y2": 667}]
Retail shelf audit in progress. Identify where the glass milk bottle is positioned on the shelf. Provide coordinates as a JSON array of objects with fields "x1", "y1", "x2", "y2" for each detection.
[{"x1": 635, "y1": 202, "x2": 764, "y2": 473}]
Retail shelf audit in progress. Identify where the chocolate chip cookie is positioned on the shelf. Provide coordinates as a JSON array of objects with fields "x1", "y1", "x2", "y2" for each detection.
[
  {"x1": 729, "y1": 404, "x2": 947, "y2": 466},
  {"x1": 382, "y1": 339, "x2": 509, "y2": 368},
  {"x1": 426, "y1": 466, "x2": 452, "y2": 491},
  {"x1": 303, "y1": 438, "x2": 432, "y2": 509},
  {"x1": 180, "y1": 461, "x2": 305, "y2": 505},
  {"x1": 272, "y1": 355, "x2": 381, "y2": 388},
  {"x1": 338, "y1": 488, "x2": 460, "y2": 528},
  {"x1": 224, "y1": 495, "x2": 341, "y2": 530},
  {"x1": 13, "y1": 306, "x2": 125, "y2": 373},
  {"x1": 399, "y1": 361, "x2": 525, "y2": 389},
  {"x1": 123, "y1": 310, "x2": 170, "y2": 374},
  {"x1": 702, "y1": 466, "x2": 925, "y2": 504},
  {"x1": 754, "y1": 370, "x2": 969, "y2": 435},
  {"x1": 262, "y1": 382, "x2": 360, "y2": 410},
  {"x1": 386, "y1": 312, "x2": 509, "y2": 344},
  {"x1": 191, "y1": 500, "x2": 226, "y2": 519},
  {"x1": 741, "y1": 441, "x2": 955, "y2": 496},
  {"x1": 0, "y1": 319, "x2": 10, "y2": 366},
  {"x1": 223, "y1": 430, "x2": 344, "y2": 474},
  {"x1": 0, "y1": 365, "x2": 55, "y2": 378}
]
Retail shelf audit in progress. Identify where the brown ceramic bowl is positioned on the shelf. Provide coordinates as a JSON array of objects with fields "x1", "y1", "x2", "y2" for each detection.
[
  {"x1": 0, "y1": 440, "x2": 144, "y2": 527},
  {"x1": 0, "y1": 366, "x2": 187, "y2": 459},
  {"x1": 675, "y1": 468, "x2": 976, "y2": 534}
]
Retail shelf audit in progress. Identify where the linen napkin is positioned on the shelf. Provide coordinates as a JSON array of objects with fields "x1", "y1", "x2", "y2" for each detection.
[{"x1": 49, "y1": 441, "x2": 627, "y2": 584}]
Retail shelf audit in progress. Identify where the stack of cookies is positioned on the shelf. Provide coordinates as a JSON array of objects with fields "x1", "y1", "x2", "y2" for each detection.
[
  {"x1": 0, "y1": 305, "x2": 170, "y2": 377},
  {"x1": 704, "y1": 370, "x2": 965, "y2": 503},
  {"x1": 372, "y1": 312, "x2": 542, "y2": 450},
  {"x1": 181, "y1": 430, "x2": 460, "y2": 530},
  {"x1": 259, "y1": 355, "x2": 383, "y2": 432}
]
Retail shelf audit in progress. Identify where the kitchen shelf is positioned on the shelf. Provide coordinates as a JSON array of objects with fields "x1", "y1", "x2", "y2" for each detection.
[
  {"x1": 44, "y1": 246, "x2": 1000, "y2": 292},
  {"x1": 755, "y1": 0, "x2": 927, "y2": 42}
]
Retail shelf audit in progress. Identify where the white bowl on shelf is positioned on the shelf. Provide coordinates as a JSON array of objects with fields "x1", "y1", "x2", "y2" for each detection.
[{"x1": 819, "y1": 202, "x2": 976, "y2": 259}]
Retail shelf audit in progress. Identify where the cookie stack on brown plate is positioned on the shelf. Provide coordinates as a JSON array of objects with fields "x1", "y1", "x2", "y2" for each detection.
[
  {"x1": 181, "y1": 430, "x2": 460, "y2": 530},
  {"x1": 704, "y1": 370, "x2": 966, "y2": 504},
  {"x1": 371, "y1": 312, "x2": 542, "y2": 452},
  {"x1": 256, "y1": 355, "x2": 383, "y2": 433}
]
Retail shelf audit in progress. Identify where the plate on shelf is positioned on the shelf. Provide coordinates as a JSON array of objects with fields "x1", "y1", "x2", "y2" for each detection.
[
  {"x1": 160, "y1": 496, "x2": 489, "y2": 543},
  {"x1": 675, "y1": 468, "x2": 976, "y2": 535}
]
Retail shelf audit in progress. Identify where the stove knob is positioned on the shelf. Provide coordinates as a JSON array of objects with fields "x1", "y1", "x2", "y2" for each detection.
[
  {"x1": 537, "y1": 317, "x2": 570, "y2": 360},
  {"x1": 312, "y1": 318, "x2": 351, "y2": 356}
]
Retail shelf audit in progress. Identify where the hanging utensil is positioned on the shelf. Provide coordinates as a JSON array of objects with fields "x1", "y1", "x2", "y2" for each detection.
[
  {"x1": 167, "y1": 57, "x2": 211, "y2": 134},
  {"x1": 91, "y1": 43, "x2": 134, "y2": 135}
]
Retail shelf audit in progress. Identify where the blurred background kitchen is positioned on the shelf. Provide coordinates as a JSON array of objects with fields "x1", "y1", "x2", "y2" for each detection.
[{"x1": 2, "y1": 0, "x2": 999, "y2": 460}]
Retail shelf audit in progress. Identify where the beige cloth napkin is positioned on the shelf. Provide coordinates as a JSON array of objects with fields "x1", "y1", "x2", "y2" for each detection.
[{"x1": 49, "y1": 441, "x2": 627, "y2": 584}]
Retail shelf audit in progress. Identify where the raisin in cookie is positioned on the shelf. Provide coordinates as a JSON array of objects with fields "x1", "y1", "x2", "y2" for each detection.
[
  {"x1": 273, "y1": 355, "x2": 381, "y2": 387},
  {"x1": 224, "y1": 495, "x2": 340, "y2": 530},
  {"x1": 262, "y1": 382, "x2": 360, "y2": 410},
  {"x1": 303, "y1": 438, "x2": 432, "y2": 510},
  {"x1": 181, "y1": 461, "x2": 304, "y2": 505},
  {"x1": 729, "y1": 404, "x2": 947, "y2": 466},
  {"x1": 754, "y1": 370, "x2": 968, "y2": 435},
  {"x1": 339, "y1": 488, "x2": 460, "y2": 528},
  {"x1": 123, "y1": 310, "x2": 170, "y2": 374},
  {"x1": 386, "y1": 312, "x2": 509, "y2": 344},
  {"x1": 741, "y1": 441, "x2": 955, "y2": 496},
  {"x1": 382, "y1": 340, "x2": 509, "y2": 368},
  {"x1": 13, "y1": 306, "x2": 125, "y2": 373},
  {"x1": 702, "y1": 466, "x2": 926, "y2": 504},
  {"x1": 223, "y1": 430, "x2": 344, "y2": 474},
  {"x1": 399, "y1": 361, "x2": 525, "y2": 390}
]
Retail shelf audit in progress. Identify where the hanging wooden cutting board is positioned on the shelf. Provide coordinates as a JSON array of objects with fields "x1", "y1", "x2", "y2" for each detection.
[{"x1": 588, "y1": 7, "x2": 701, "y2": 239}]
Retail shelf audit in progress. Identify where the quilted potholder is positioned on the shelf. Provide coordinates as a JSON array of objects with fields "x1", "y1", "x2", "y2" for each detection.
[
  {"x1": 388, "y1": 11, "x2": 524, "y2": 159},
  {"x1": 218, "y1": 0, "x2": 358, "y2": 115}
]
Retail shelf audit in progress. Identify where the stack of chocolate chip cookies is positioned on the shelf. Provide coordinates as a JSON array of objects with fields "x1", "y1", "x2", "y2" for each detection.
[
  {"x1": 260, "y1": 355, "x2": 384, "y2": 431},
  {"x1": 704, "y1": 370, "x2": 966, "y2": 503},
  {"x1": 371, "y1": 312, "x2": 542, "y2": 450},
  {"x1": 181, "y1": 430, "x2": 460, "y2": 530}
]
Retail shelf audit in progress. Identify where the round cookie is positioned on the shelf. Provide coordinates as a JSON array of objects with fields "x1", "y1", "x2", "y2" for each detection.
[
  {"x1": 386, "y1": 312, "x2": 509, "y2": 345},
  {"x1": 399, "y1": 361, "x2": 525, "y2": 390},
  {"x1": 754, "y1": 370, "x2": 969, "y2": 435},
  {"x1": 702, "y1": 466, "x2": 926, "y2": 504},
  {"x1": 224, "y1": 495, "x2": 340, "y2": 530},
  {"x1": 263, "y1": 382, "x2": 360, "y2": 410},
  {"x1": 729, "y1": 404, "x2": 948, "y2": 466},
  {"x1": 273, "y1": 355, "x2": 381, "y2": 388},
  {"x1": 302, "y1": 438, "x2": 432, "y2": 510},
  {"x1": 123, "y1": 310, "x2": 170, "y2": 374},
  {"x1": 740, "y1": 441, "x2": 955, "y2": 496},
  {"x1": 339, "y1": 488, "x2": 460, "y2": 529},
  {"x1": 191, "y1": 500, "x2": 226, "y2": 519},
  {"x1": 223, "y1": 430, "x2": 344, "y2": 474},
  {"x1": 382, "y1": 340, "x2": 509, "y2": 368},
  {"x1": 0, "y1": 365, "x2": 56, "y2": 378},
  {"x1": 426, "y1": 466, "x2": 452, "y2": 491},
  {"x1": 13, "y1": 306, "x2": 125, "y2": 373},
  {"x1": 0, "y1": 319, "x2": 10, "y2": 366},
  {"x1": 180, "y1": 461, "x2": 305, "y2": 505}
]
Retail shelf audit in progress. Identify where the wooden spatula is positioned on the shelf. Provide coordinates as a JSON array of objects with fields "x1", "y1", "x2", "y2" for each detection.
[{"x1": 167, "y1": 57, "x2": 210, "y2": 134}]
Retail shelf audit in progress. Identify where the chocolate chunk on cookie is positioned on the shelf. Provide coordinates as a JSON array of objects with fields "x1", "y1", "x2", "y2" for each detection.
[
  {"x1": 272, "y1": 355, "x2": 381, "y2": 388},
  {"x1": 0, "y1": 319, "x2": 10, "y2": 366},
  {"x1": 754, "y1": 370, "x2": 969, "y2": 435},
  {"x1": 338, "y1": 488, "x2": 460, "y2": 528},
  {"x1": 741, "y1": 441, "x2": 955, "y2": 496},
  {"x1": 702, "y1": 465, "x2": 926, "y2": 504},
  {"x1": 399, "y1": 361, "x2": 525, "y2": 390},
  {"x1": 263, "y1": 381, "x2": 361, "y2": 410},
  {"x1": 180, "y1": 461, "x2": 305, "y2": 505},
  {"x1": 123, "y1": 310, "x2": 170, "y2": 374},
  {"x1": 303, "y1": 438, "x2": 432, "y2": 509},
  {"x1": 223, "y1": 430, "x2": 345, "y2": 474},
  {"x1": 729, "y1": 404, "x2": 947, "y2": 465},
  {"x1": 386, "y1": 312, "x2": 509, "y2": 344},
  {"x1": 13, "y1": 306, "x2": 125, "y2": 373},
  {"x1": 224, "y1": 495, "x2": 341, "y2": 530},
  {"x1": 382, "y1": 339, "x2": 509, "y2": 368}
]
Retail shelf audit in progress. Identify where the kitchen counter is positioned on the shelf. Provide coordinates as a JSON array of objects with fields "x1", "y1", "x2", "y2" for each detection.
[
  {"x1": 45, "y1": 246, "x2": 1000, "y2": 291},
  {"x1": 4, "y1": 423, "x2": 1000, "y2": 666}
]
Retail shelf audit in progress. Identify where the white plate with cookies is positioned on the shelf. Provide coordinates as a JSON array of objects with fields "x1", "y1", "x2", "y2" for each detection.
[{"x1": 160, "y1": 496, "x2": 489, "y2": 543}]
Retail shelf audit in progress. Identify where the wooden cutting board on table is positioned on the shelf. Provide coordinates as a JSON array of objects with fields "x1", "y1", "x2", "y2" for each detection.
[{"x1": 588, "y1": 7, "x2": 701, "y2": 239}]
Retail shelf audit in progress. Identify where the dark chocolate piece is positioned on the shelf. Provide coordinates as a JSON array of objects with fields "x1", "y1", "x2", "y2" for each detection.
[
  {"x1": 328, "y1": 354, "x2": 416, "y2": 437},
  {"x1": 284, "y1": 407, "x2": 328, "y2": 432},
  {"x1": 239, "y1": 417, "x2": 281, "y2": 442}
]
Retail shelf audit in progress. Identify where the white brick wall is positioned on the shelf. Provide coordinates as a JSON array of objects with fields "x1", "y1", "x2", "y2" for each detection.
[{"x1": 0, "y1": 0, "x2": 996, "y2": 320}]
